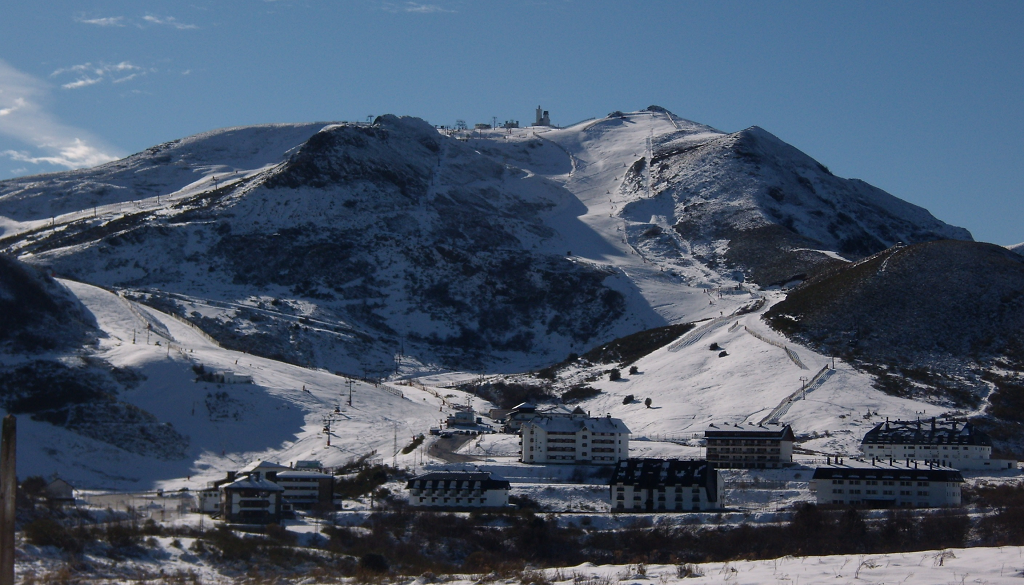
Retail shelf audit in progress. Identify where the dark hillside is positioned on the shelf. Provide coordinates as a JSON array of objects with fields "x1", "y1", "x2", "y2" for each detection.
[
  {"x1": 0, "y1": 255, "x2": 97, "y2": 351},
  {"x1": 766, "y1": 240, "x2": 1024, "y2": 418}
]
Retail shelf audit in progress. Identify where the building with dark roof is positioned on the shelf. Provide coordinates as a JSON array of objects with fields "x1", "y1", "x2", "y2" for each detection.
[
  {"x1": 861, "y1": 418, "x2": 1014, "y2": 471},
  {"x1": 609, "y1": 458, "x2": 722, "y2": 512},
  {"x1": 705, "y1": 425, "x2": 795, "y2": 469},
  {"x1": 521, "y1": 413, "x2": 630, "y2": 464},
  {"x1": 220, "y1": 471, "x2": 286, "y2": 523},
  {"x1": 811, "y1": 459, "x2": 963, "y2": 508},
  {"x1": 406, "y1": 471, "x2": 511, "y2": 509}
]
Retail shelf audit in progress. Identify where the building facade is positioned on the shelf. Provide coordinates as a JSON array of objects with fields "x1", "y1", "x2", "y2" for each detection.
[
  {"x1": 220, "y1": 472, "x2": 286, "y2": 523},
  {"x1": 609, "y1": 459, "x2": 722, "y2": 512},
  {"x1": 861, "y1": 418, "x2": 1014, "y2": 471},
  {"x1": 406, "y1": 472, "x2": 511, "y2": 509},
  {"x1": 275, "y1": 470, "x2": 335, "y2": 510},
  {"x1": 521, "y1": 414, "x2": 630, "y2": 464},
  {"x1": 811, "y1": 460, "x2": 963, "y2": 508},
  {"x1": 705, "y1": 425, "x2": 795, "y2": 469}
]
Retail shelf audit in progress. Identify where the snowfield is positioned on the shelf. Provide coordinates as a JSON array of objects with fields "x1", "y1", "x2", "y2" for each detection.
[{"x1": 2, "y1": 109, "x2": 1018, "y2": 582}]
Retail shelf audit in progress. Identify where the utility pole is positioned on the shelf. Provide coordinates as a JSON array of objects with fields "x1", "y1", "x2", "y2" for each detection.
[
  {"x1": 0, "y1": 415, "x2": 15, "y2": 585},
  {"x1": 347, "y1": 379, "x2": 354, "y2": 407},
  {"x1": 322, "y1": 415, "x2": 341, "y2": 448}
]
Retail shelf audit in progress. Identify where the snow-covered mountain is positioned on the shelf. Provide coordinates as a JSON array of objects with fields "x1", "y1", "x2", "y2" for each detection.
[{"x1": 1, "y1": 107, "x2": 1012, "y2": 488}]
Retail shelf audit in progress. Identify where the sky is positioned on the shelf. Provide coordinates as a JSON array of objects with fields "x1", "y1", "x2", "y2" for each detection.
[{"x1": 0, "y1": 1, "x2": 1021, "y2": 245}]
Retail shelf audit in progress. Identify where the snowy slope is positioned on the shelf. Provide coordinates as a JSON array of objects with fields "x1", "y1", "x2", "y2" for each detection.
[
  {"x1": 0, "y1": 123, "x2": 328, "y2": 226},
  {"x1": 0, "y1": 108, "x2": 999, "y2": 490},
  {"x1": 15, "y1": 277, "x2": 460, "y2": 490}
]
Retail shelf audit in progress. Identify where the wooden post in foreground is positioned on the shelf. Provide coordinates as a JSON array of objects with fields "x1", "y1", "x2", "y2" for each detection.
[{"x1": 0, "y1": 414, "x2": 15, "y2": 585}]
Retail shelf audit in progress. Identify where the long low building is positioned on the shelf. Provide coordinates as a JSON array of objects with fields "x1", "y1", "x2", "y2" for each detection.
[
  {"x1": 609, "y1": 458, "x2": 723, "y2": 512},
  {"x1": 861, "y1": 418, "x2": 1015, "y2": 471},
  {"x1": 406, "y1": 471, "x2": 511, "y2": 509},
  {"x1": 705, "y1": 425, "x2": 795, "y2": 469},
  {"x1": 811, "y1": 459, "x2": 963, "y2": 508}
]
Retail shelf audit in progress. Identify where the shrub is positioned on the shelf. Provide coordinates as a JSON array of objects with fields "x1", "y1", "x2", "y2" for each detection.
[
  {"x1": 608, "y1": 369, "x2": 621, "y2": 381},
  {"x1": 622, "y1": 394, "x2": 634, "y2": 405},
  {"x1": 359, "y1": 552, "x2": 390, "y2": 573},
  {"x1": 401, "y1": 435, "x2": 425, "y2": 454},
  {"x1": 24, "y1": 518, "x2": 83, "y2": 553},
  {"x1": 628, "y1": 366, "x2": 638, "y2": 375},
  {"x1": 644, "y1": 398, "x2": 652, "y2": 408},
  {"x1": 562, "y1": 385, "x2": 600, "y2": 403}
]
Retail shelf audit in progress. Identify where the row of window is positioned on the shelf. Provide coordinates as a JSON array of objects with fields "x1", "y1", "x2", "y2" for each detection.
[
  {"x1": 831, "y1": 500, "x2": 934, "y2": 507},
  {"x1": 417, "y1": 497, "x2": 491, "y2": 504}
]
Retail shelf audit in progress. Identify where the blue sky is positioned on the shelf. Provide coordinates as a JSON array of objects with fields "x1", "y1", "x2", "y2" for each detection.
[{"x1": 1, "y1": 1, "x2": 1021, "y2": 245}]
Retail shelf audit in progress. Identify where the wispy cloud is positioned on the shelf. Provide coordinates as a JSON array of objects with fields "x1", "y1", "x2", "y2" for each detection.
[
  {"x1": 380, "y1": 2, "x2": 456, "y2": 14},
  {"x1": 404, "y1": 3, "x2": 454, "y2": 13},
  {"x1": 0, "y1": 59, "x2": 121, "y2": 171},
  {"x1": 0, "y1": 97, "x2": 26, "y2": 117},
  {"x1": 75, "y1": 15, "x2": 124, "y2": 27},
  {"x1": 51, "y1": 61, "x2": 146, "y2": 90},
  {"x1": 142, "y1": 14, "x2": 198, "y2": 30},
  {"x1": 62, "y1": 77, "x2": 102, "y2": 89}
]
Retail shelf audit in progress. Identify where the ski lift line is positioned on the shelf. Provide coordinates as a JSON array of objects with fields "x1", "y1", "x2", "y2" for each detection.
[
  {"x1": 127, "y1": 288, "x2": 363, "y2": 338},
  {"x1": 666, "y1": 314, "x2": 734, "y2": 352}
]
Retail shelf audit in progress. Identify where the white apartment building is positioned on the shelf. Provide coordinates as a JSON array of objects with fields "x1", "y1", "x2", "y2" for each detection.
[
  {"x1": 609, "y1": 458, "x2": 723, "y2": 512},
  {"x1": 811, "y1": 459, "x2": 963, "y2": 508},
  {"x1": 275, "y1": 470, "x2": 334, "y2": 510},
  {"x1": 861, "y1": 418, "x2": 1015, "y2": 471},
  {"x1": 406, "y1": 472, "x2": 511, "y2": 509},
  {"x1": 520, "y1": 414, "x2": 630, "y2": 464}
]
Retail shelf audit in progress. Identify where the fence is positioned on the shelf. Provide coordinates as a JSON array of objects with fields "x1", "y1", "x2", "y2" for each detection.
[
  {"x1": 744, "y1": 326, "x2": 809, "y2": 370},
  {"x1": 759, "y1": 366, "x2": 834, "y2": 425},
  {"x1": 667, "y1": 314, "x2": 733, "y2": 352}
]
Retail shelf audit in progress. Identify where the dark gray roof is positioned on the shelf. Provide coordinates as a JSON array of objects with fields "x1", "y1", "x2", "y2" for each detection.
[
  {"x1": 811, "y1": 461, "x2": 964, "y2": 483},
  {"x1": 406, "y1": 471, "x2": 510, "y2": 491},
  {"x1": 222, "y1": 475, "x2": 285, "y2": 491},
  {"x1": 526, "y1": 415, "x2": 630, "y2": 434},
  {"x1": 861, "y1": 419, "x2": 992, "y2": 447},
  {"x1": 610, "y1": 458, "x2": 718, "y2": 501},
  {"x1": 705, "y1": 425, "x2": 795, "y2": 441}
]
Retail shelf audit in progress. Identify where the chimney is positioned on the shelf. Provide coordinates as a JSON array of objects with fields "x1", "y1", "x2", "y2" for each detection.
[
  {"x1": 827, "y1": 456, "x2": 831, "y2": 465},
  {"x1": 226, "y1": 471, "x2": 236, "y2": 482}
]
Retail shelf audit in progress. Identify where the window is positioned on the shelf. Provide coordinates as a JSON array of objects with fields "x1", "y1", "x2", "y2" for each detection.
[{"x1": 917, "y1": 491, "x2": 928, "y2": 496}]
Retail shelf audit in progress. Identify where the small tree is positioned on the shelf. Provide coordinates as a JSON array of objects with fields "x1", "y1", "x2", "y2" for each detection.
[
  {"x1": 644, "y1": 397, "x2": 652, "y2": 408},
  {"x1": 629, "y1": 365, "x2": 639, "y2": 375},
  {"x1": 609, "y1": 368, "x2": 621, "y2": 381},
  {"x1": 622, "y1": 394, "x2": 634, "y2": 405}
]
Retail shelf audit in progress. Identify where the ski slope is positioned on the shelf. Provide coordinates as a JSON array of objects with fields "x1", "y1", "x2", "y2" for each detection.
[{"x1": 20, "y1": 278, "x2": 477, "y2": 490}]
